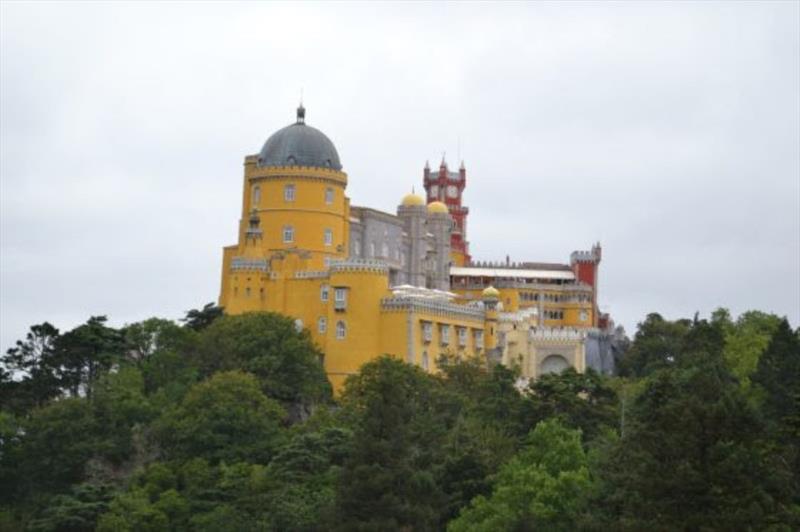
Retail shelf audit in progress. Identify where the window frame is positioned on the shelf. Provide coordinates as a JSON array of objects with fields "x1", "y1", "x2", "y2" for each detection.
[{"x1": 283, "y1": 225, "x2": 294, "y2": 243}]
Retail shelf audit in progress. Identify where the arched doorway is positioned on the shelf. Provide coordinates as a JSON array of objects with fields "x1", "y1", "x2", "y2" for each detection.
[{"x1": 540, "y1": 354, "x2": 570, "y2": 375}]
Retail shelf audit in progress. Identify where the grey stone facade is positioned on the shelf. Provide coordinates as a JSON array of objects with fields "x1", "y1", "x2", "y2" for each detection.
[{"x1": 349, "y1": 203, "x2": 452, "y2": 290}]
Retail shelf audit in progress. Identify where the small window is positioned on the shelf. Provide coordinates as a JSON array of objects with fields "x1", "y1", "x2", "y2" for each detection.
[
  {"x1": 325, "y1": 187, "x2": 334, "y2": 204},
  {"x1": 353, "y1": 240, "x2": 362, "y2": 256},
  {"x1": 245, "y1": 287, "x2": 251, "y2": 298},
  {"x1": 474, "y1": 330, "x2": 484, "y2": 349},
  {"x1": 422, "y1": 322, "x2": 432, "y2": 343},
  {"x1": 252, "y1": 185, "x2": 261, "y2": 205},
  {"x1": 369, "y1": 242, "x2": 376, "y2": 257},
  {"x1": 320, "y1": 285, "x2": 329, "y2": 302},
  {"x1": 458, "y1": 327, "x2": 467, "y2": 346},
  {"x1": 440, "y1": 324, "x2": 450, "y2": 345},
  {"x1": 318, "y1": 317, "x2": 327, "y2": 333},
  {"x1": 324, "y1": 228, "x2": 333, "y2": 246},
  {"x1": 381, "y1": 242, "x2": 389, "y2": 258},
  {"x1": 284, "y1": 184, "x2": 296, "y2": 202},
  {"x1": 422, "y1": 351, "x2": 429, "y2": 370},
  {"x1": 283, "y1": 225, "x2": 294, "y2": 243},
  {"x1": 334, "y1": 287, "x2": 347, "y2": 310},
  {"x1": 336, "y1": 320, "x2": 346, "y2": 340}
]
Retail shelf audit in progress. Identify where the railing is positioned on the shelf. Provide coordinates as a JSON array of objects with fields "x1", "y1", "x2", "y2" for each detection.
[
  {"x1": 231, "y1": 257, "x2": 268, "y2": 271},
  {"x1": 381, "y1": 297, "x2": 486, "y2": 321},
  {"x1": 330, "y1": 258, "x2": 389, "y2": 274}
]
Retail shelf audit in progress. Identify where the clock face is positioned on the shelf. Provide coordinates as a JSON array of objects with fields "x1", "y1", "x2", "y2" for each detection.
[
  {"x1": 447, "y1": 185, "x2": 458, "y2": 198},
  {"x1": 430, "y1": 185, "x2": 439, "y2": 198}
]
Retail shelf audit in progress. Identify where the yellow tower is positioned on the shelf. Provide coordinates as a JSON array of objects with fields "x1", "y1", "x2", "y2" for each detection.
[{"x1": 220, "y1": 105, "x2": 351, "y2": 315}]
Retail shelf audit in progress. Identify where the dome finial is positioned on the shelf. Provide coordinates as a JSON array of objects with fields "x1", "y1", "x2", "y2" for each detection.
[{"x1": 296, "y1": 102, "x2": 306, "y2": 124}]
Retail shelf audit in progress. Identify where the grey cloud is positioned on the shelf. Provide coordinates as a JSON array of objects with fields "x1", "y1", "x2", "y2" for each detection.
[{"x1": 1, "y1": 2, "x2": 798, "y2": 351}]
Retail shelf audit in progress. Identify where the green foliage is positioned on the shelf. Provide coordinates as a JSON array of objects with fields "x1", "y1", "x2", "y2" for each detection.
[
  {"x1": 449, "y1": 419, "x2": 592, "y2": 532},
  {"x1": 193, "y1": 312, "x2": 332, "y2": 410},
  {"x1": 713, "y1": 308, "x2": 783, "y2": 388},
  {"x1": 155, "y1": 371, "x2": 287, "y2": 464},
  {"x1": 4, "y1": 308, "x2": 797, "y2": 530},
  {"x1": 335, "y1": 356, "x2": 452, "y2": 531},
  {"x1": 0, "y1": 322, "x2": 62, "y2": 414},
  {"x1": 27, "y1": 483, "x2": 114, "y2": 532},
  {"x1": 617, "y1": 313, "x2": 691, "y2": 377},
  {"x1": 91, "y1": 367, "x2": 154, "y2": 464},
  {"x1": 181, "y1": 302, "x2": 224, "y2": 332},
  {"x1": 17, "y1": 398, "x2": 99, "y2": 495},
  {"x1": 53, "y1": 316, "x2": 126, "y2": 400},
  {"x1": 524, "y1": 367, "x2": 618, "y2": 443},
  {"x1": 594, "y1": 319, "x2": 798, "y2": 529}
]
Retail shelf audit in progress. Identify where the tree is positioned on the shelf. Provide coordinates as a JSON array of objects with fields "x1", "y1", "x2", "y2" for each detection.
[
  {"x1": 122, "y1": 318, "x2": 193, "y2": 367},
  {"x1": 193, "y1": 312, "x2": 332, "y2": 414},
  {"x1": 448, "y1": 419, "x2": 592, "y2": 532},
  {"x1": 155, "y1": 371, "x2": 287, "y2": 465},
  {"x1": 712, "y1": 308, "x2": 782, "y2": 388},
  {"x1": 16, "y1": 398, "x2": 99, "y2": 495},
  {"x1": 616, "y1": 313, "x2": 690, "y2": 378},
  {"x1": 594, "y1": 320, "x2": 797, "y2": 529},
  {"x1": 0, "y1": 323, "x2": 62, "y2": 412},
  {"x1": 523, "y1": 368, "x2": 618, "y2": 443},
  {"x1": 181, "y1": 303, "x2": 224, "y2": 332},
  {"x1": 26, "y1": 483, "x2": 114, "y2": 532},
  {"x1": 335, "y1": 356, "x2": 452, "y2": 531},
  {"x1": 52, "y1": 317, "x2": 125, "y2": 400}
]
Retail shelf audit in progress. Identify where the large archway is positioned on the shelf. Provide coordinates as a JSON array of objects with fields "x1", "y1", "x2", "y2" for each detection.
[{"x1": 540, "y1": 354, "x2": 570, "y2": 375}]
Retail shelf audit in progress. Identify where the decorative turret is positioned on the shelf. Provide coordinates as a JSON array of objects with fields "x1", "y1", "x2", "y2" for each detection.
[{"x1": 421, "y1": 156, "x2": 470, "y2": 265}]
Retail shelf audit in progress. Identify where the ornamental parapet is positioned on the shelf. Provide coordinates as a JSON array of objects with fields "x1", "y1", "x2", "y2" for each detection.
[
  {"x1": 381, "y1": 298, "x2": 486, "y2": 322},
  {"x1": 231, "y1": 257, "x2": 269, "y2": 272},
  {"x1": 381, "y1": 296, "x2": 486, "y2": 322},
  {"x1": 294, "y1": 270, "x2": 329, "y2": 279},
  {"x1": 454, "y1": 281, "x2": 592, "y2": 292},
  {"x1": 330, "y1": 258, "x2": 389, "y2": 274},
  {"x1": 528, "y1": 327, "x2": 594, "y2": 342}
]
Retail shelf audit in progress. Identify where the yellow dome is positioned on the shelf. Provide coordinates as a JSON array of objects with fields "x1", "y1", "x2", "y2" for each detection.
[
  {"x1": 482, "y1": 285, "x2": 500, "y2": 298},
  {"x1": 401, "y1": 193, "x2": 425, "y2": 206},
  {"x1": 427, "y1": 201, "x2": 449, "y2": 214}
]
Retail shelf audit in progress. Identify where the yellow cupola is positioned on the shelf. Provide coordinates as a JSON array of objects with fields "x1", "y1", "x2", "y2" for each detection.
[
  {"x1": 482, "y1": 285, "x2": 500, "y2": 299},
  {"x1": 401, "y1": 192, "x2": 425, "y2": 206},
  {"x1": 427, "y1": 201, "x2": 449, "y2": 214}
]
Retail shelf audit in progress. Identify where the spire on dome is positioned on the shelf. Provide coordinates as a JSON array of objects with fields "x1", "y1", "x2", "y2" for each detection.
[{"x1": 296, "y1": 103, "x2": 306, "y2": 124}]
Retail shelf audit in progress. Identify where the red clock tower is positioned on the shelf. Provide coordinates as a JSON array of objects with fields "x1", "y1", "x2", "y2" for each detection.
[{"x1": 423, "y1": 157, "x2": 471, "y2": 266}]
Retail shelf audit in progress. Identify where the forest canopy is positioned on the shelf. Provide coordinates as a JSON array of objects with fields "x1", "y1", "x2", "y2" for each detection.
[{"x1": 1, "y1": 306, "x2": 798, "y2": 531}]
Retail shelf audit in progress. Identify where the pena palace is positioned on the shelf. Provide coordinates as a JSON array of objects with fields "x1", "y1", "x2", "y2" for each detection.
[{"x1": 218, "y1": 105, "x2": 622, "y2": 391}]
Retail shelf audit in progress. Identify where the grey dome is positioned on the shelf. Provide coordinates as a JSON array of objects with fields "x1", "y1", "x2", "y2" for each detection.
[{"x1": 257, "y1": 106, "x2": 342, "y2": 170}]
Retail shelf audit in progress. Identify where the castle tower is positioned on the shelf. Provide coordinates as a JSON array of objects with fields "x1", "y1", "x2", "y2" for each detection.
[
  {"x1": 219, "y1": 104, "x2": 351, "y2": 314},
  {"x1": 423, "y1": 157, "x2": 471, "y2": 266},
  {"x1": 570, "y1": 243, "x2": 602, "y2": 327}
]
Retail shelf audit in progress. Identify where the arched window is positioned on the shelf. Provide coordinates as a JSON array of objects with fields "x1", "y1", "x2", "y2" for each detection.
[
  {"x1": 382, "y1": 242, "x2": 389, "y2": 258},
  {"x1": 336, "y1": 320, "x2": 346, "y2": 340},
  {"x1": 369, "y1": 242, "x2": 376, "y2": 257},
  {"x1": 252, "y1": 185, "x2": 261, "y2": 205},
  {"x1": 325, "y1": 187, "x2": 334, "y2": 204},
  {"x1": 320, "y1": 284, "x2": 329, "y2": 302},
  {"x1": 324, "y1": 228, "x2": 333, "y2": 246},
  {"x1": 318, "y1": 317, "x2": 327, "y2": 333},
  {"x1": 283, "y1": 225, "x2": 294, "y2": 243}
]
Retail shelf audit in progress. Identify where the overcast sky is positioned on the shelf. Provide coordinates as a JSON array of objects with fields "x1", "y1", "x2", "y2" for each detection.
[{"x1": 1, "y1": 1, "x2": 798, "y2": 351}]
